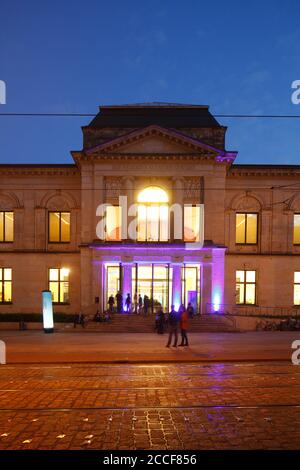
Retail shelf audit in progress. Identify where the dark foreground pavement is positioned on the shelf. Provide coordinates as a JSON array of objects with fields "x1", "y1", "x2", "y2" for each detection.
[
  {"x1": 0, "y1": 332, "x2": 299, "y2": 450},
  {"x1": 0, "y1": 361, "x2": 300, "y2": 450},
  {"x1": 0, "y1": 331, "x2": 299, "y2": 363}
]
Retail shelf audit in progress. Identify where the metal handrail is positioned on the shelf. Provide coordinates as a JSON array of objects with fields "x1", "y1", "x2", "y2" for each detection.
[{"x1": 206, "y1": 303, "x2": 300, "y2": 317}]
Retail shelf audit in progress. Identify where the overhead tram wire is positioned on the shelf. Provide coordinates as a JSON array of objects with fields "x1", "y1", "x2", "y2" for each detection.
[{"x1": 1, "y1": 112, "x2": 300, "y2": 119}]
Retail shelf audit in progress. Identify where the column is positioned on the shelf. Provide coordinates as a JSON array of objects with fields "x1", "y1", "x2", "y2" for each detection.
[
  {"x1": 172, "y1": 263, "x2": 182, "y2": 310},
  {"x1": 34, "y1": 207, "x2": 46, "y2": 250},
  {"x1": 80, "y1": 247, "x2": 93, "y2": 315},
  {"x1": 122, "y1": 262, "x2": 133, "y2": 311},
  {"x1": 80, "y1": 163, "x2": 94, "y2": 244},
  {"x1": 14, "y1": 207, "x2": 24, "y2": 250},
  {"x1": 201, "y1": 262, "x2": 212, "y2": 314},
  {"x1": 172, "y1": 177, "x2": 184, "y2": 242},
  {"x1": 211, "y1": 248, "x2": 225, "y2": 313},
  {"x1": 92, "y1": 258, "x2": 104, "y2": 312},
  {"x1": 123, "y1": 176, "x2": 135, "y2": 241},
  {"x1": 94, "y1": 172, "x2": 104, "y2": 242}
]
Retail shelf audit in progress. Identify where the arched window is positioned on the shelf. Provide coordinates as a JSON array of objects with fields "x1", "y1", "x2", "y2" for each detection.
[{"x1": 137, "y1": 186, "x2": 169, "y2": 241}]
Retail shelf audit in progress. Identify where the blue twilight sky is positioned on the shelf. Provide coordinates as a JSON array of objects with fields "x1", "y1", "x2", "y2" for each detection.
[{"x1": 0, "y1": 0, "x2": 300, "y2": 164}]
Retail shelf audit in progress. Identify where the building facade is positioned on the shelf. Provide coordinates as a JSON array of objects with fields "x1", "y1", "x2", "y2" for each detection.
[{"x1": 1, "y1": 103, "x2": 300, "y2": 316}]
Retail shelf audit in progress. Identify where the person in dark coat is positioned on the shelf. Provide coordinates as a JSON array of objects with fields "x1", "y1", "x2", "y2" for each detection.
[
  {"x1": 156, "y1": 306, "x2": 165, "y2": 334},
  {"x1": 187, "y1": 302, "x2": 195, "y2": 318},
  {"x1": 144, "y1": 295, "x2": 150, "y2": 315},
  {"x1": 138, "y1": 295, "x2": 143, "y2": 314},
  {"x1": 116, "y1": 291, "x2": 123, "y2": 313},
  {"x1": 125, "y1": 293, "x2": 131, "y2": 313},
  {"x1": 108, "y1": 294, "x2": 115, "y2": 312},
  {"x1": 166, "y1": 305, "x2": 179, "y2": 347}
]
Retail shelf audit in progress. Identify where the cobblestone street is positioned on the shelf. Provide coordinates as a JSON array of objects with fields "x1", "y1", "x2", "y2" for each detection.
[{"x1": 0, "y1": 361, "x2": 299, "y2": 450}]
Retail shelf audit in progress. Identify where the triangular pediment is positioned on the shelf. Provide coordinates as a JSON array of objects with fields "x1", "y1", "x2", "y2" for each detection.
[
  {"x1": 85, "y1": 125, "x2": 223, "y2": 156},
  {"x1": 115, "y1": 134, "x2": 201, "y2": 153}
]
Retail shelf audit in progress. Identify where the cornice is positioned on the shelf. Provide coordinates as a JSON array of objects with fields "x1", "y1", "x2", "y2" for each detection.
[
  {"x1": 229, "y1": 167, "x2": 300, "y2": 177},
  {"x1": 74, "y1": 152, "x2": 218, "y2": 162},
  {"x1": 0, "y1": 167, "x2": 80, "y2": 177}
]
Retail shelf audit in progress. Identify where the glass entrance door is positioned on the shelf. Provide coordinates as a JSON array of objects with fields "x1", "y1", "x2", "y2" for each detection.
[
  {"x1": 106, "y1": 264, "x2": 121, "y2": 311},
  {"x1": 132, "y1": 264, "x2": 170, "y2": 313},
  {"x1": 153, "y1": 265, "x2": 169, "y2": 312},
  {"x1": 182, "y1": 264, "x2": 200, "y2": 313}
]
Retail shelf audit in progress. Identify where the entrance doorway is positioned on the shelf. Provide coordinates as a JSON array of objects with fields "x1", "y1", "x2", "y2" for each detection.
[
  {"x1": 104, "y1": 262, "x2": 201, "y2": 314},
  {"x1": 181, "y1": 264, "x2": 201, "y2": 313},
  {"x1": 132, "y1": 264, "x2": 171, "y2": 313}
]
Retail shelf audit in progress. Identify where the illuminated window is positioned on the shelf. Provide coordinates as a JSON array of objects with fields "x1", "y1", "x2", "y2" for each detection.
[
  {"x1": 184, "y1": 206, "x2": 201, "y2": 242},
  {"x1": 137, "y1": 186, "x2": 169, "y2": 241},
  {"x1": 235, "y1": 270, "x2": 256, "y2": 305},
  {"x1": 294, "y1": 215, "x2": 300, "y2": 244},
  {"x1": 106, "y1": 206, "x2": 122, "y2": 241},
  {"x1": 0, "y1": 212, "x2": 14, "y2": 242},
  {"x1": 0, "y1": 268, "x2": 12, "y2": 303},
  {"x1": 49, "y1": 268, "x2": 70, "y2": 303},
  {"x1": 294, "y1": 272, "x2": 300, "y2": 305},
  {"x1": 49, "y1": 212, "x2": 70, "y2": 243},
  {"x1": 236, "y1": 213, "x2": 257, "y2": 244}
]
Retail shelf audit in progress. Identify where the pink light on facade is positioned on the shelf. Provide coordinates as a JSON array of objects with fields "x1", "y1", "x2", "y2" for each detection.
[{"x1": 211, "y1": 248, "x2": 225, "y2": 313}]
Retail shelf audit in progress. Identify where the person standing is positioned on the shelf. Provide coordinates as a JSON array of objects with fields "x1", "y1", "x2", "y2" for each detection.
[
  {"x1": 116, "y1": 291, "x2": 123, "y2": 313},
  {"x1": 179, "y1": 307, "x2": 189, "y2": 346},
  {"x1": 166, "y1": 305, "x2": 179, "y2": 347},
  {"x1": 108, "y1": 294, "x2": 115, "y2": 313},
  {"x1": 138, "y1": 295, "x2": 143, "y2": 314},
  {"x1": 187, "y1": 302, "x2": 195, "y2": 318},
  {"x1": 156, "y1": 306, "x2": 165, "y2": 334},
  {"x1": 125, "y1": 293, "x2": 131, "y2": 313},
  {"x1": 144, "y1": 295, "x2": 150, "y2": 315}
]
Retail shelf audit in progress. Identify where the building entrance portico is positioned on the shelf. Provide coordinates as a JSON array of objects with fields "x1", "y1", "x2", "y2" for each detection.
[
  {"x1": 105, "y1": 261, "x2": 199, "y2": 314},
  {"x1": 92, "y1": 243, "x2": 225, "y2": 316}
]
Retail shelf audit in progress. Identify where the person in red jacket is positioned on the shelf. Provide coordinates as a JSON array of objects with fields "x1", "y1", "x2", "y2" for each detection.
[{"x1": 179, "y1": 307, "x2": 189, "y2": 346}]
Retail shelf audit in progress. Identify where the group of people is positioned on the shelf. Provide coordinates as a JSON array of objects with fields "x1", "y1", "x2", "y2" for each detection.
[
  {"x1": 94, "y1": 310, "x2": 111, "y2": 323},
  {"x1": 74, "y1": 300, "x2": 195, "y2": 348},
  {"x1": 155, "y1": 303, "x2": 195, "y2": 347},
  {"x1": 107, "y1": 292, "x2": 152, "y2": 314},
  {"x1": 73, "y1": 310, "x2": 111, "y2": 328}
]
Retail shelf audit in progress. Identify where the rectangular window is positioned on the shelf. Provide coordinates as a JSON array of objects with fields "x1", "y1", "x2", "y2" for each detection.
[
  {"x1": 294, "y1": 215, "x2": 300, "y2": 244},
  {"x1": 49, "y1": 268, "x2": 70, "y2": 303},
  {"x1": 294, "y1": 272, "x2": 300, "y2": 305},
  {"x1": 236, "y1": 213, "x2": 258, "y2": 244},
  {"x1": 0, "y1": 212, "x2": 14, "y2": 242},
  {"x1": 235, "y1": 270, "x2": 256, "y2": 305},
  {"x1": 49, "y1": 212, "x2": 70, "y2": 243},
  {"x1": 137, "y1": 205, "x2": 169, "y2": 242},
  {"x1": 106, "y1": 206, "x2": 122, "y2": 241},
  {"x1": 0, "y1": 268, "x2": 12, "y2": 303},
  {"x1": 184, "y1": 206, "x2": 201, "y2": 242}
]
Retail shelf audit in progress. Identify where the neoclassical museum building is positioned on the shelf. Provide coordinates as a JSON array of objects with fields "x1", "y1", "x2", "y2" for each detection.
[{"x1": 1, "y1": 102, "x2": 300, "y2": 316}]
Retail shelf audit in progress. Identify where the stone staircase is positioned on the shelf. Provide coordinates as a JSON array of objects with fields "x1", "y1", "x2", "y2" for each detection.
[{"x1": 64, "y1": 313, "x2": 238, "y2": 333}]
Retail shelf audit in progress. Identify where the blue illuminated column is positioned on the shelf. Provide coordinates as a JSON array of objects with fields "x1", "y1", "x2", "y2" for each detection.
[
  {"x1": 172, "y1": 263, "x2": 182, "y2": 311},
  {"x1": 42, "y1": 290, "x2": 54, "y2": 333}
]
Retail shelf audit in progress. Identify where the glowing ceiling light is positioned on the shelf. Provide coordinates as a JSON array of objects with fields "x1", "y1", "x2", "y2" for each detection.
[{"x1": 138, "y1": 186, "x2": 169, "y2": 203}]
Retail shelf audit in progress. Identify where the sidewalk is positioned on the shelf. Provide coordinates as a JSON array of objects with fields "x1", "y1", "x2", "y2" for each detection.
[{"x1": 0, "y1": 330, "x2": 298, "y2": 363}]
